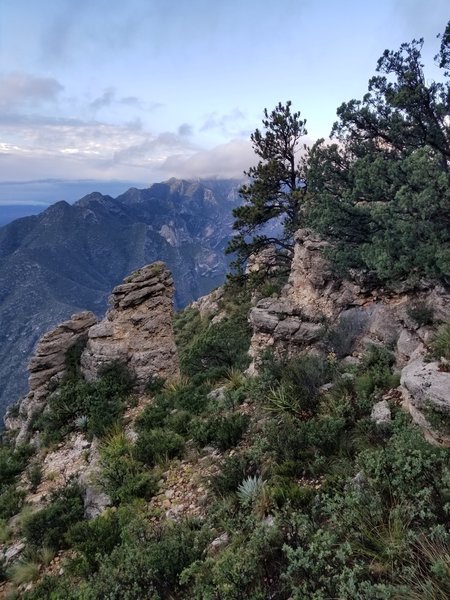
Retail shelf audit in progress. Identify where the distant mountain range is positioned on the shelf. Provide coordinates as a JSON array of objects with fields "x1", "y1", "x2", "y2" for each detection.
[{"x1": 0, "y1": 178, "x2": 242, "y2": 415}]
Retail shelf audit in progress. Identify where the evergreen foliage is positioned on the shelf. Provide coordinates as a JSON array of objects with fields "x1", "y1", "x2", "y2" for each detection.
[
  {"x1": 226, "y1": 101, "x2": 308, "y2": 272},
  {"x1": 306, "y1": 23, "x2": 450, "y2": 286}
]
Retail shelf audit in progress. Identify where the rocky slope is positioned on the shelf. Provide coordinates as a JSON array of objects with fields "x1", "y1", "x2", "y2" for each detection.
[
  {"x1": 0, "y1": 178, "x2": 240, "y2": 416},
  {"x1": 2, "y1": 230, "x2": 450, "y2": 598}
]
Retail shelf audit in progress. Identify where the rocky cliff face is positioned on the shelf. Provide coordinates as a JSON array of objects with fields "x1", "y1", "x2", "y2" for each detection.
[
  {"x1": 249, "y1": 228, "x2": 450, "y2": 442},
  {"x1": 5, "y1": 312, "x2": 96, "y2": 445},
  {"x1": 81, "y1": 262, "x2": 179, "y2": 388},
  {"x1": 7, "y1": 262, "x2": 179, "y2": 446}
]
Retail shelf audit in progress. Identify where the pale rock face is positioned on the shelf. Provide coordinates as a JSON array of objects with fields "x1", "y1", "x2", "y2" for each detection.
[
  {"x1": 5, "y1": 311, "x2": 96, "y2": 444},
  {"x1": 371, "y1": 400, "x2": 392, "y2": 428},
  {"x1": 5, "y1": 261, "x2": 180, "y2": 518},
  {"x1": 190, "y1": 287, "x2": 225, "y2": 322},
  {"x1": 248, "y1": 229, "x2": 450, "y2": 374},
  {"x1": 285, "y1": 229, "x2": 365, "y2": 320},
  {"x1": 401, "y1": 358, "x2": 450, "y2": 413},
  {"x1": 81, "y1": 262, "x2": 179, "y2": 389}
]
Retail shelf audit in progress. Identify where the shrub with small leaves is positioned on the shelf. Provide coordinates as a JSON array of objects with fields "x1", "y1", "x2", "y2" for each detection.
[
  {"x1": 23, "y1": 483, "x2": 84, "y2": 550},
  {"x1": 134, "y1": 428, "x2": 185, "y2": 467},
  {"x1": 431, "y1": 320, "x2": 450, "y2": 362},
  {"x1": 407, "y1": 302, "x2": 434, "y2": 327}
]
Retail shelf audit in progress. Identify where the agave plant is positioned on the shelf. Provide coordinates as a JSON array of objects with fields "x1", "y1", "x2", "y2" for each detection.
[
  {"x1": 237, "y1": 475, "x2": 265, "y2": 506},
  {"x1": 75, "y1": 414, "x2": 89, "y2": 431}
]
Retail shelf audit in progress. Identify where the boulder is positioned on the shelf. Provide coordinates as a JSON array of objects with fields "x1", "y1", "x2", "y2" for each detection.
[
  {"x1": 401, "y1": 357, "x2": 450, "y2": 413},
  {"x1": 370, "y1": 400, "x2": 392, "y2": 428}
]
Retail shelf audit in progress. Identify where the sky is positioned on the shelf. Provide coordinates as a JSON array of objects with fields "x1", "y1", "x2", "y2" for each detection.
[{"x1": 0, "y1": 0, "x2": 448, "y2": 209}]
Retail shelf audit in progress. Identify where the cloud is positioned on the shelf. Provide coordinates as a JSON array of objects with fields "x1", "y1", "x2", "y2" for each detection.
[
  {"x1": 158, "y1": 138, "x2": 256, "y2": 179},
  {"x1": 178, "y1": 123, "x2": 193, "y2": 137},
  {"x1": 0, "y1": 72, "x2": 63, "y2": 112},
  {"x1": 88, "y1": 89, "x2": 160, "y2": 115},
  {"x1": 89, "y1": 88, "x2": 115, "y2": 110},
  {"x1": 200, "y1": 108, "x2": 248, "y2": 137}
]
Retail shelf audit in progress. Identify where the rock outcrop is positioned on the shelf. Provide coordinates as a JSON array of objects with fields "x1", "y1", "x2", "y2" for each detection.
[
  {"x1": 81, "y1": 262, "x2": 179, "y2": 389},
  {"x1": 5, "y1": 261, "x2": 180, "y2": 519},
  {"x1": 248, "y1": 228, "x2": 450, "y2": 443},
  {"x1": 5, "y1": 311, "x2": 96, "y2": 444},
  {"x1": 7, "y1": 262, "x2": 179, "y2": 444},
  {"x1": 249, "y1": 229, "x2": 449, "y2": 368}
]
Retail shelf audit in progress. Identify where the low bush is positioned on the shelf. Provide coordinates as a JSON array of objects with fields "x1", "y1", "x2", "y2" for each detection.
[
  {"x1": 0, "y1": 444, "x2": 33, "y2": 487},
  {"x1": 23, "y1": 484, "x2": 84, "y2": 550},
  {"x1": 209, "y1": 453, "x2": 259, "y2": 497},
  {"x1": 190, "y1": 413, "x2": 250, "y2": 451},
  {"x1": 180, "y1": 311, "x2": 251, "y2": 380},
  {"x1": 36, "y1": 361, "x2": 136, "y2": 443},
  {"x1": 431, "y1": 320, "x2": 450, "y2": 362},
  {"x1": 134, "y1": 428, "x2": 185, "y2": 467},
  {"x1": 66, "y1": 510, "x2": 123, "y2": 574},
  {"x1": 0, "y1": 484, "x2": 25, "y2": 520},
  {"x1": 257, "y1": 353, "x2": 334, "y2": 419},
  {"x1": 99, "y1": 430, "x2": 159, "y2": 504},
  {"x1": 83, "y1": 521, "x2": 208, "y2": 599},
  {"x1": 407, "y1": 302, "x2": 434, "y2": 327}
]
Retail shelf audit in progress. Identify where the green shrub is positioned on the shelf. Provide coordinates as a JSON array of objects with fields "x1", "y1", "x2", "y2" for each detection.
[
  {"x1": 134, "y1": 428, "x2": 185, "y2": 467},
  {"x1": 268, "y1": 477, "x2": 315, "y2": 509},
  {"x1": 37, "y1": 361, "x2": 136, "y2": 443},
  {"x1": 354, "y1": 345, "x2": 399, "y2": 405},
  {"x1": 0, "y1": 484, "x2": 25, "y2": 520},
  {"x1": 431, "y1": 320, "x2": 450, "y2": 362},
  {"x1": 0, "y1": 444, "x2": 33, "y2": 487},
  {"x1": 27, "y1": 462, "x2": 43, "y2": 491},
  {"x1": 23, "y1": 484, "x2": 84, "y2": 550},
  {"x1": 258, "y1": 353, "x2": 334, "y2": 419},
  {"x1": 99, "y1": 430, "x2": 159, "y2": 505},
  {"x1": 407, "y1": 302, "x2": 434, "y2": 327},
  {"x1": 209, "y1": 454, "x2": 259, "y2": 496},
  {"x1": 181, "y1": 520, "x2": 284, "y2": 600},
  {"x1": 66, "y1": 510, "x2": 123, "y2": 574},
  {"x1": 145, "y1": 375, "x2": 166, "y2": 395},
  {"x1": 84, "y1": 521, "x2": 208, "y2": 599},
  {"x1": 180, "y1": 312, "x2": 251, "y2": 380},
  {"x1": 190, "y1": 413, "x2": 249, "y2": 451},
  {"x1": 135, "y1": 381, "x2": 209, "y2": 437}
]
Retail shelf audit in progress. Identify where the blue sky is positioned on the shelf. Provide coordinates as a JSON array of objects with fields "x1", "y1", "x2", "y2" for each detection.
[{"x1": 0, "y1": 0, "x2": 448, "y2": 207}]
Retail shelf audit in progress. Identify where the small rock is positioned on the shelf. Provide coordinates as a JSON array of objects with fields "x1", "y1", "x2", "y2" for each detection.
[
  {"x1": 209, "y1": 532, "x2": 229, "y2": 554},
  {"x1": 370, "y1": 400, "x2": 391, "y2": 428}
]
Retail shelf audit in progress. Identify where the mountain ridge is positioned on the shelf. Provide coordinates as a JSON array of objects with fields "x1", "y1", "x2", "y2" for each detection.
[{"x1": 0, "y1": 178, "x2": 242, "y2": 415}]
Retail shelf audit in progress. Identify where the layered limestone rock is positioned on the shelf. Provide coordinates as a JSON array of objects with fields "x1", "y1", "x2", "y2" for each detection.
[
  {"x1": 5, "y1": 311, "x2": 96, "y2": 444},
  {"x1": 80, "y1": 262, "x2": 179, "y2": 388},
  {"x1": 249, "y1": 229, "x2": 450, "y2": 368},
  {"x1": 248, "y1": 229, "x2": 450, "y2": 443}
]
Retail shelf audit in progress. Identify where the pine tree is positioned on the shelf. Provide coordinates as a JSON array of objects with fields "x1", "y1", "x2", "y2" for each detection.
[{"x1": 226, "y1": 101, "x2": 307, "y2": 273}]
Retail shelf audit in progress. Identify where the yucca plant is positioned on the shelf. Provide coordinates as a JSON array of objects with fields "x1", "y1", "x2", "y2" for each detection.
[
  {"x1": 237, "y1": 475, "x2": 265, "y2": 506},
  {"x1": 75, "y1": 414, "x2": 89, "y2": 431},
  {"x1": 224, "y1": 368, "x2": 246, "y2": 390}
]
